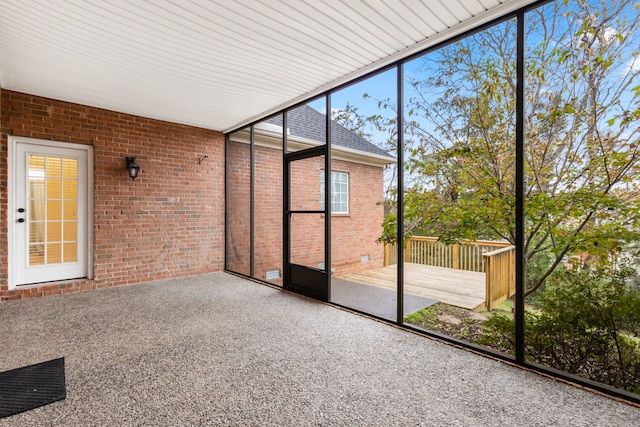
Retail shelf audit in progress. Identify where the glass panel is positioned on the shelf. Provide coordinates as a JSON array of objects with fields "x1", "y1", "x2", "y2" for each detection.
[
  {"x1": 46, "y1": 157, "x2": 62, "y2": 178},
  {"x1": 402, "y1": 19, "x2": 516, "y2": 354},
  {"x1": 29, "y1": 180, "x2": 44, "y2": 199},
  {"x1": 63, "y1": 223, "x2": 77, "y2": 241},
  {"x1": 29, "y1": 244, "x2": 45, "y2": 266},
  {"x1": 63, "y1": 201, "x2": 77, "y2": 221},
  {"x1": 62, "y1": 158, "x2": 77, "y2": 178},
  {"x1": 29, "y1": 222, "x2": 45, "y2": 244},
  {"x1": 253, "y1": 116, "x2": 284, "y2": 285},
  {"x1": 46, "y1": 179, "x2": 62, "y2": 199},
  {"x1": 290, "y1": 213, "x2": 324, "y2": 269},
  {"x1": 523, "y1": 0, "x2": 640, "y2": 395},
  {"x1": 226, "y1": 127, "x2": 251, "y2": 276},
  {"x1": 28, "y1": 154, "x2": 79, "y2": 267},
  {"x1": 63, "y1": 180, "x2": 77, "y2": 199},
  {"x1": 285, "y1": 100, "x2": 326, "y2": 154},
  {"x1": 29, "y1": 155, "x2": 45, "y2": 177},
  {"x1": 329, "y1": 68, "x2": 399, "y2": 321},
  {"x1": 289, "y1": 147, "x2": 326, "y2": 271},
  {"x1": 290, "y1": 155, "x2": 324, "y2": 212},
  {"x1": 47, "y1": 200, "x2": 62, "y2": 220},
  {"x1": 28, "y1": 155, "x2": 44, "y2": 202},
  {"x1": 29, "y1": 200, "x2": 44, "y2": 221},
  {"x1": 47, "y1": 243, "x2": 62, "y2": 264},
  {"x1": 47, "y1": 222, "x2": 62, "y2": 242},
  {"x1": 63, "y1": 243, "x2": 77, "y2": 263}
]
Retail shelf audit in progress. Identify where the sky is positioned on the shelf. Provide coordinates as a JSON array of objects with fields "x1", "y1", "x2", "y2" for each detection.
[{"x1": 302, "y1": 0, "x2": 640, "y2": 156}]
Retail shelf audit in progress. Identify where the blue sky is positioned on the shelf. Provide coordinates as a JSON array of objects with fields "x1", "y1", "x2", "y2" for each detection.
[{"x1": 304, "y1": 0, "x2": 639, "y2": 153}]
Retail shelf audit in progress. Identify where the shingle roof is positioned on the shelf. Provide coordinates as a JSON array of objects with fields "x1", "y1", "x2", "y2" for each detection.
[{"x1": 267, "y1": 105, "x2": 392, "y2": 158}]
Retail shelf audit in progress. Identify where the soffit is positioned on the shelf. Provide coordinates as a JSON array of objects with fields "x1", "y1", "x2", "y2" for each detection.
[{"x1": 0, "y1": 0, "x2": 536, "y2": 133}]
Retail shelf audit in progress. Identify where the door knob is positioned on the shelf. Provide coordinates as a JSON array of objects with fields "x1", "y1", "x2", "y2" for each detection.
[
  {"x1": 17, "y1": 218, "x2": 25, "y2": 223},
  {"x1": 17, "y1": 208, "x2": 25, "y2": 213}
]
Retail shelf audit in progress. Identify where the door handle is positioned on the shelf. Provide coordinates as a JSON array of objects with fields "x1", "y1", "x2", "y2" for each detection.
[
  {"x1": 17, "y1": 208, "x2": 25, "y2": 213},
  {"x1": 17, "y1": 218, "x2": 25, "y2": 223}
]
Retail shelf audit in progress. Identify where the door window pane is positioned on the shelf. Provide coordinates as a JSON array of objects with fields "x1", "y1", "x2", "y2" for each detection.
[
  {"x1": 28, "y1": 154, "x2": 79, "y2": 267},
  {"x1": 47, "y1": 200, "x2": 62, "y2": 221},
  {"x1": 46, "y1": 179, "x2": 61, "y2": 199},
  {"x1": 47, "y1": 243, "x2": 62, "y2": 264},
  {"x1": 47, "y1": 222, "x2": 62, "y2": 242},
  {"x1": 29, "y1": 222, "x2": 44, "y2": 244},
  {"x1": 29, "y1": 245, "x2": 45, "y2": 266},
  {"x1": 63, "y1": 180, "x2": 77, "y2": 199},
  {"x1": 64, "y1": 223, "x2": 77, "y2": 241},
  {"x1": 62, "y1": 158, "x2": 77, "y2": 178},
  {"x1": 46, "y1": 157, "x2": 62, "y2": 178},
  {"x1": 63, "y1": 201, "x2": 77, "y2": 221},
  {"x1": 64, "y1": 243, "x2": 77, "y2": 263}
]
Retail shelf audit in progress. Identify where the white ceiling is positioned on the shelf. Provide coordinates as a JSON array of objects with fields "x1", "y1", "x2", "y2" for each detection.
[{"x1": 0, "y1": 0, "x2": 535, "y2": 133}]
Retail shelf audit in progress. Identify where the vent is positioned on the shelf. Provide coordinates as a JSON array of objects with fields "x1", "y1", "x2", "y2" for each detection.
[
  {"x1": 361, "y1": 255, "x2": 370, "y2": 263},
  {"x1": 265, "y1": 269, "x2": 281, "y2": 280}
]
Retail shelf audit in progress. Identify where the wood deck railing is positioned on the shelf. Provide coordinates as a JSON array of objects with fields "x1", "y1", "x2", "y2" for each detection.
[
  {"x1": 483, "y1": 245, "x2": 516, "y2": 310},
  {"x1": 384, "y1": 236, "x2": 515, "y2": 311},
  {"x1": 384, "y1": 236, "x2": 511, "y2": 271}
]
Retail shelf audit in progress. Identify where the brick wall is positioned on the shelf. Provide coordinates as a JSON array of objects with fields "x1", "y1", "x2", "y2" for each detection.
[
  {"x1": 330, "y1": 158, "x2": 386, "y2": 275},
  {"x1": 0, "y1": 90, "x2": 225, "y2": 300},
  {"x1": 227, "y1": 141, "x2": 385, "y2": 282}
]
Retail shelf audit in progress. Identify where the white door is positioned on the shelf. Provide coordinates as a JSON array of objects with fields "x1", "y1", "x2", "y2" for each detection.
[{"x1": 11, "y1": 138, "x2": 90, "y2": 286}]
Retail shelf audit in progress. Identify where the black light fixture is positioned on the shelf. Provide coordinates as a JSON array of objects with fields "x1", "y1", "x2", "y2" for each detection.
[{"x1": 126, "y1": 156, "x2": 140, "y2": 180}]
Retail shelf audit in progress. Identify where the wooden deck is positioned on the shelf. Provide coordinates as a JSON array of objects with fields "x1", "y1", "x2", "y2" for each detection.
[{"x1": 338, "y1": 262, "x2": 486, "y2": 311}]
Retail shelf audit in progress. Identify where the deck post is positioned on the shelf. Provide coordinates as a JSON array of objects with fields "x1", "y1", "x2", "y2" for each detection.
[
  {"x1": 384, "y1": 244, "x2": 389, "y2": 266},
  {"x1": 452, "y1": 243, "x2": 459, "y2": 270},
  {"x1": 483, "y1": 245, "x2": 516, "y2": 311}
]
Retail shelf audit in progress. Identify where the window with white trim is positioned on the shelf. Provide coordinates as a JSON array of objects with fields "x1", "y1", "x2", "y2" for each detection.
[{"x1": 320, "y1": 170, "x2": 349, "y2": 214}]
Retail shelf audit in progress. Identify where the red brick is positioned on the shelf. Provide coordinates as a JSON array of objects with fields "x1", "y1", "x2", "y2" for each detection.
[{"x1": 0, "y1": 89, "x2": 225, "y2": 299}]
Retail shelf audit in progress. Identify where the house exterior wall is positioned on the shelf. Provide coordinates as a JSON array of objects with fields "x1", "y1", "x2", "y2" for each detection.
[
  {"x1": 227, "y1": 141, "x2": 385, "y2": 282},
  {"x1": 0, "y1": 90, "x2": 225, "y2": 300},
  {"x1": 330, "y1": 158, "x2": 386, "y2": 275}
]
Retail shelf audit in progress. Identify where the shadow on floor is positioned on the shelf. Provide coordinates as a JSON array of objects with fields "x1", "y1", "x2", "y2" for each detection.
[{"x1": 331, "y1": 277, "x2": 438, "y2": 321}]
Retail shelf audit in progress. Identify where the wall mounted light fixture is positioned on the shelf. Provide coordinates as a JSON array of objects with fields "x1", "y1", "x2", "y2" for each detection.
[
  {"x1": 197, "y1": 155, "x2": 208, "y2": 165},
  {"x1": 126, "y1": 156, "x2": 140, "y2": 180}
]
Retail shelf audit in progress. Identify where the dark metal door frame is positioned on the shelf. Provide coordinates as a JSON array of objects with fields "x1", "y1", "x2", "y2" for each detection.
[{"x1": 283, "y1": 145, "x2": 329, "y2": 301}]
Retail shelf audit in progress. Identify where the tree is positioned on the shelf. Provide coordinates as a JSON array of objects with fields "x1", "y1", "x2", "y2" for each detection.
[
  {"x1": 482, "y1": 263, "x2": 640, "y2": 392},
  {"x1": 335, "y1": 0, "x2": 640, "y2": 296}
]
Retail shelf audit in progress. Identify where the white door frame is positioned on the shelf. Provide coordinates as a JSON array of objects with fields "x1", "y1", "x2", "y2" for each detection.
[{"x1": 8, "y1": 136, "x2": 94, "y2": 289}]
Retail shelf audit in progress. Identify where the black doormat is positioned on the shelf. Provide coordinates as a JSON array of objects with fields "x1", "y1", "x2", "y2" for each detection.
[{"x1": 0, "y1": 358, "x2": 66, "y2": 419}]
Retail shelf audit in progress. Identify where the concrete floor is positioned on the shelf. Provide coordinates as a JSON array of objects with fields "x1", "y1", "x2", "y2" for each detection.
[{"x1": 0, "y1": 272, "x2": 638, "y2": 426}]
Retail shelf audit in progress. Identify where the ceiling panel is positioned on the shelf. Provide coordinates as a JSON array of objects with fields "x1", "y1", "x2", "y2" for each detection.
[{"x1": 0, "y1": 0, "x2": 536, "y2": 132}]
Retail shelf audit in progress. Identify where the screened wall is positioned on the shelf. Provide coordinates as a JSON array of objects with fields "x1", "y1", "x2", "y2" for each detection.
[{"x1": 226, "y1": 0, "x2": 640, "y2": 402}]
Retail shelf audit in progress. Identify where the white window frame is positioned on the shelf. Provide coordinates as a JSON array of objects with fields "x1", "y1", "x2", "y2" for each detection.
[{"x1": 320, "y1": 170, "x2": 349, "y2": 214}]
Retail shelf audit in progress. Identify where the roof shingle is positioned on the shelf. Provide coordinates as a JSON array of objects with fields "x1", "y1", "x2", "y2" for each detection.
[{"x1": 267, "y1": 105, "x2": 392, "y2": 158}]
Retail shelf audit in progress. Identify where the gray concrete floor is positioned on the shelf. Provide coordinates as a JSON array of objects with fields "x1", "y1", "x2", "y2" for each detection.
[
  {"x1": 1, "y1": 272, "x2": 638, "y2": 426},
  {"x1": 331, "y1": 277, "x2": 438, "y2": 321}
]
